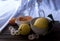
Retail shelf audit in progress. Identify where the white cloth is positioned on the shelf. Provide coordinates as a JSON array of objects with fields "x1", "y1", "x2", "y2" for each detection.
[
  {"x1": 41, "y1": 0, "x2": 60, "y2": 21},
  {"x1": 0, "y1": 1, "x2": 20, "y2": 32}
]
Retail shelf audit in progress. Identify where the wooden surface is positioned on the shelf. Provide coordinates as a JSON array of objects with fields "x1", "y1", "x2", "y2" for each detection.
[{"x1": 0, "y1": 21, "x2": 60, "y2": 41}]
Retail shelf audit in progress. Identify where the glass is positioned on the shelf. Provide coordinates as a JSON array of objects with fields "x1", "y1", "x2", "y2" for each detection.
[{"x1": 21, "y1": 0, "x2": 45, "y2": 18}]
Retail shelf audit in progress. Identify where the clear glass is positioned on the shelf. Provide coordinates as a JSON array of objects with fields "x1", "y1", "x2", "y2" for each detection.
[{"x1": 21, "y1": 0, "x2": 45, "y2": 18}]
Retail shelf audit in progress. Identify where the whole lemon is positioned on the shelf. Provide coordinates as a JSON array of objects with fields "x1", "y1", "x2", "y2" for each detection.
[
  {"x1": 18, "y1": 23, "x2": 30, "y2": 35},
  {"x1": 33, "y1": 18, "x2": 49, "y2": 29}
]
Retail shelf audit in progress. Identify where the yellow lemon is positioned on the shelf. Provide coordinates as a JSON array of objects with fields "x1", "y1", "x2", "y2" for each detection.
[
  {"x1": 18, "y1": 23, "x2": 30, "y2": 35},
  {"x1": 33, "y1": 18, "x2": 49, "y2": 29}
]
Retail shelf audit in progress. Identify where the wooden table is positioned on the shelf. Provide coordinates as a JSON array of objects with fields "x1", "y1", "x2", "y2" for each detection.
[{"x1": 0, "y1": 21, "x2": 60, "y2": 41}]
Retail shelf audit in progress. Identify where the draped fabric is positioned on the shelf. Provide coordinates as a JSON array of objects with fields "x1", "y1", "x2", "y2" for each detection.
[{"x1": 0, "y1": 0, "x2": 20, "y2": 32}]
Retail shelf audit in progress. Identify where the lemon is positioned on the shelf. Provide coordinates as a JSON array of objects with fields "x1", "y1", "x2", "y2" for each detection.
[
  {"x1": 18, "y1": 23, "x2": 30, "y2": 35},
  {"x1": 33, "y1": 18, "x2": 49, "y2": 29}
]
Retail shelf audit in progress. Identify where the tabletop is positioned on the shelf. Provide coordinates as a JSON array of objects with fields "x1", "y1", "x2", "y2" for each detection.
[{"x1": 0, "y1": 21, "x2": 60, "y2": 41}]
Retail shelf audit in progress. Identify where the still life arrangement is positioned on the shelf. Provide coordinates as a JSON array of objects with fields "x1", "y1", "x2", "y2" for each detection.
[{"x1": 8, "y1": 14, "x2": 55, "y2": 40}]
